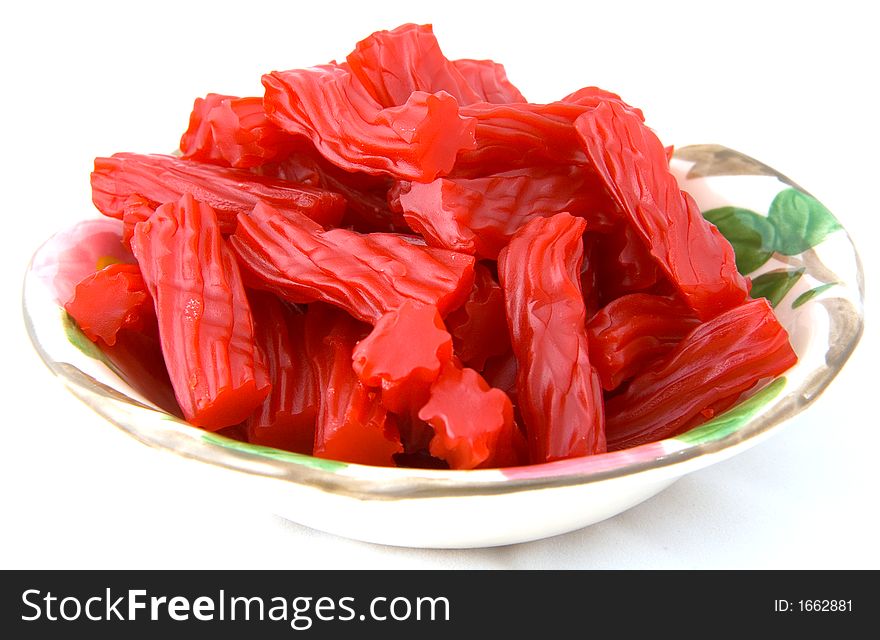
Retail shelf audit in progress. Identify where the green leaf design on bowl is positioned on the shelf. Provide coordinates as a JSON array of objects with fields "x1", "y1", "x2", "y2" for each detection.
[
  {"x1": 677, "y1": 377, "x2": 787, "y2": 445},
  {"x1": 62, "y1": 310, "x2": 109, "y2": 363},
  {"x1": 749, "y1": 269, "x2": 805, "y2": 307},
  {"x1": 792, "y1": 283, "x2": 838, "y2": 309},
  {"x1": 701, "y1": 186, "x2": 841, "y2": 309},
  {"x1": 201, "y1": 432, "x2": 348, "y2": 472},
  {"x1": 703, "y1": 206, "x2": 777, "y2": 274},
  {"x1": 767, "y1": 188, "x2": 842, "y2": 255}
]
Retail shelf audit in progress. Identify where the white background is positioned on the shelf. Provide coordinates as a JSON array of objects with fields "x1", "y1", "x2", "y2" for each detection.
[{"x1": 1, "y1": 0, "x2": 877, "y2": 569}]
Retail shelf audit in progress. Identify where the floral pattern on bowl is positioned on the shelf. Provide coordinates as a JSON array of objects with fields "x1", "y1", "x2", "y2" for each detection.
[{"x1": 22, "y1": 145, "x2": 864, "y2": 547}]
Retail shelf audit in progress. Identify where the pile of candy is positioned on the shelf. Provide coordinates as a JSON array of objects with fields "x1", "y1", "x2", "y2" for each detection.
[{"x1": 65, "y1": 24, "x2": 797, "y2": 469}]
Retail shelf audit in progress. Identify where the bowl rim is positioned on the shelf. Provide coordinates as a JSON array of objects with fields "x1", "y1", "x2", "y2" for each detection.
[{"x1": 23, "y1": 144, "x2": 865, "y2": 501}]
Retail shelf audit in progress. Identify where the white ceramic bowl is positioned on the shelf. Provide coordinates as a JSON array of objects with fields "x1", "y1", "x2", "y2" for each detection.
[{"x1": 23, "y1": 145, "x2": 864, "y2": 548}]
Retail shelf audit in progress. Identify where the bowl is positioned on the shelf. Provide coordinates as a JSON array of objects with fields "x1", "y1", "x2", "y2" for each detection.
[{"x1": 23, "y1": 144, "x2": 864, "y2": 548}]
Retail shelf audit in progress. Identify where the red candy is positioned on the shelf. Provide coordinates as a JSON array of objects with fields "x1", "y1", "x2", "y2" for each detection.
[
  {"x1": 70, "y1": 23, "x2": 797, "y2": 468},
  {"x1": 393, "y1": 165, "x2": 617, "y2": 259},
  {"x1": 444, "y1": 264, "x2": 510, "y2": 371},
  {"x1": 179, "y1": 94, "x2": 296, "y2": 169},
  {"x1": 246, "y1": 293, "x2": 317, "y2": 454},
  {"x1": 605, "y1": 299, "x2": 798, "y2": 450},
  {"x1": 263, "y1": 64, "x2": 476, "y2": 182},
  {"x1": 92, "y1": 152, "x2": 346, "y2": 234},
  {"x1": 230, "y1": 202, "x2": 475, "y2": 324},
  {"x1": 419, "y1": 363, "x2": 523, "y2": 470},
  {"x1": 64, "y1": 263, "x2": 152, "y2": 346},
  {"x1": 306, "y1": 305, "x2": 402, "y2": 466},
  {"x1": 499, "y1": 213, "x2": 607, "y2": 463},
  {"x1": 587, "y1": 293, "x2": 701, "y2": 391},
  {"x1": 352, "y1": 301, "x2": 453, "y2": 414},
  {"x1": 574, "y1": 101, "x2": 750, "y2": 320},
  {"x1": 346, "y1": 24, "x2": 483, "y2": 108},
  {"x1": 451, "y1": 59, "x2": 526, "y2": 104},
  {"x1": 131, "y1": 193, "x2": 270, "y2": 430}
]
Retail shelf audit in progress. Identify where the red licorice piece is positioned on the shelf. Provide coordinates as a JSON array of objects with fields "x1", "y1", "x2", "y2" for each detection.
[
  {"x1": 321, "y1": 171, "x2": 398, "y2": 232},
  {"x1": 394, "y1": 165, "x2": 617, "y2": 259},
  {"x1": 452, "y1": 88, "x2": 640, "y2": 177},
  {"x1": 131, "y1": 193, "x2": 270, "y2": 429},
  {"x1": 230, "y1": 202, "x2": 475, "y2": 324},
  {"x1": 586, "y1": 293, "x2": 701, "y2": 391},
  {"x1": 352, "y1": 301, "x2": 452, "y2": 414},
  {"x1": 179, "y1": 94, "x2": 296, "y2": 168},
  {"x1": 444, "y1": 264, "x2": 510, "y2": 371},
  {"x1": 498, "y1": 213, "x2": 606, "y2": 463},
  {"x1": 418, "y1": 363, "x2": 523, "y2": 469},
  {"x1": 258, "y1": 152, "x2": 321, "y2": 186},
  {"x1": 594, "y1": 221, "x2": 662, "y2": 303},
  {"x1": 91, "y1": 152, "x2": 346, "y2": 233},
  {"x1": 574, "y1": 101, "x2": 749, "y2": 320},
  {"x1": 305, "y1": 304, "x2": 402, "y2": 466},
  {"x1": 456, "y1": 103, "x2": 585, "y2": 175},
  {"x1": 346, "y1": 23, "x2": 483, "y2": 107},
  {"x1": 605, "y1": 298, "x2": 798, "y2": 450},
  {"x1": 482, "y1": 351, "x2": 518, "y2": 400},
  {"x1": 246, "y1": 293, "x2": 317, "y2": 454},
  {"x1": 100, "y1": 322, "x2": 181, "y2": 418},
  {"x1": 178, "y1": 93, "x2": 232, "y2": 166},
  {"x1": 262, "y1": 64, "x2": 476, "y2": 182},
  {"x1": 64, "y1": 263, "x2": 153, "y2": 346},
  {"x1": 561, "y1": 86, "x2": 646, "y2": 119},
  {"x1": 261, "y1": 151, "x2": 400, "y2": 233},
  {"x1": 579, "y1": 235, "x2": 602, "y2": 318},
  {"x1": 120, "y1": 194, "x2": 156, "y2": 247},
  {"x1": 452, "y1": 59, "x2": 526, "y2": 104}
]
